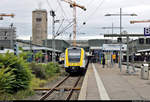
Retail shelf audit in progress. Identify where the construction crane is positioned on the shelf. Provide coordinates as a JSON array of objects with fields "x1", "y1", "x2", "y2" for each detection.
[
  {"x1": 0, "y1": 13, "x2": 14, "y2": 20},
  {"x1": 130, "y1": 20, "x2": 150, "y2": 24},
  {"x1": 61, "y1": 0, "x2": 86, "y2": 46}
]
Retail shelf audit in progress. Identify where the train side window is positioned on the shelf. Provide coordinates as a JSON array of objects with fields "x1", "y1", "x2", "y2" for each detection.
[
  {"x1": 146, "y1": 38, "x2": 150, "y2": 44},
  {"x1": 139, "y1": 38, "x2": 144, "y2": 44}
]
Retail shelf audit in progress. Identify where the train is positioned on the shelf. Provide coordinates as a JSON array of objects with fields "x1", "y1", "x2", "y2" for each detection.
[
  {"x1": 64, "y1": 47, "x2": 88, "y2": 74},
  {"x1": 59, "y1": 53, "x2": 65, "y2": 64}
]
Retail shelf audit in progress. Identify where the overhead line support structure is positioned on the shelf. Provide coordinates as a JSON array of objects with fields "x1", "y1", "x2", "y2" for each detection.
[
  {"x1": 61, "y1": 0, "x2": 86, "y2": 47},
  {"x1": 50, "y1": 10, "x2": 56, "y2": 62},
  {"x1": 104, "y1": 33, "x2": 144, "y2": 73},
  {"x1": 105, "y1": 8, "x2": 137, "y2": 72}
]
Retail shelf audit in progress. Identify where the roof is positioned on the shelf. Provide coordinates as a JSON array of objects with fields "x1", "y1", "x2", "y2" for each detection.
[
  {"x1": 137, "y1": 49, "x2": 150, "y2": 53},
  {"x1": 0, "y1": 49, "x2": 14, "y2": 53},
  {"x1": 0, "y1": 49, "x2": 22, "y2": 54},
  {"x1": 90, "y1": 46, "x2": 102, "y2": 50},
  {"x1": 22, "y1": 46, "x2": 61, "y2": 53}
]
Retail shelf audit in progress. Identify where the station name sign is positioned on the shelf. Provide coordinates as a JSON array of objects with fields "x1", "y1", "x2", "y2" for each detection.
[
  {"x1": 144, "y1": 27, "x2": 150, "y2": 36},
  {"x1": 102, "y1": 44, "x2": 127, "y2": 51}
]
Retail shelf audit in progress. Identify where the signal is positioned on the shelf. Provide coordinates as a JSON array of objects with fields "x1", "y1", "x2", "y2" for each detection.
[{"x1": 14, "y1": 42, "x2": 18, "y2": 56}]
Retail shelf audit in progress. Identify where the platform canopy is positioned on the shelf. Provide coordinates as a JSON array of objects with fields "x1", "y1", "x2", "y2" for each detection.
[
  {"x1": 90, "y1": 46, "x2": 102, "y2": 50},
  {"x1": 102, "y1": 44, "x2": 127, "y2": 51}
]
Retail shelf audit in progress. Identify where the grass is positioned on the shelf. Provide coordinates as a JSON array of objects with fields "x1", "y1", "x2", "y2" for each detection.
[
  {"x1": 31, "y1": 77, "x2": 47, "y2": 88},
  {"x1": 0, "y1": 63, "x2": 63, "y2": 100},
  {"x1": 0, "y1": 89, "x2": 34, "y2": 100}
]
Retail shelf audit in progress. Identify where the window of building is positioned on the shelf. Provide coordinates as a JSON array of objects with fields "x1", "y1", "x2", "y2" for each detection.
[{"x1": 36, "y1": 18, "x2": 42, "y2": 22}]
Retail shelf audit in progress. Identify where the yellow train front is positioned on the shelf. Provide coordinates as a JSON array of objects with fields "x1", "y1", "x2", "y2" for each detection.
[{"x1": 64, "y1": 47, "x2": 87, "y2": 74}]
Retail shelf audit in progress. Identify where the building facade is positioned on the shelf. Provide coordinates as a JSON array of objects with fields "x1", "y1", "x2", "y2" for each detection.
[
  {"x1": 32, "y1": 9, "x2": 47, "y2": 45},
  {"x1": 43, "y1": 39, "x2": 70, "y2": 52},
  {"x1": 0, "y1": 27, "x2": 16, "y2": 49},
  {"x1": 0, "y1": 27, "x2": 16, "y2": 40}
]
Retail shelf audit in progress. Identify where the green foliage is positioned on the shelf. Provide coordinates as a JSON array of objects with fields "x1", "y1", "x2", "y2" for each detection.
[
  {"x1": 29, "y1": 62, "x2": 47, "y2": 79},
  {"x1": 30, "y1": 76, "x2": 46, "y2": 88},
  {"x1": 29, "y1": 62, "x2": 60, "y2": 79},
  {"x1": 44, "y1": 62, "x2": 60, "y2": 77},
  {"x1": 19, "y1": 51, "x2": 32, "y2": 61},
  {"x1": 35, "y1": 51, "x2": 43, "y2": 59},
  {"x1": 0, "y1": 89, "x2": 34, "y2": 100},
  {"x1": 35, "y1": 51, "x2": 43, "y2": 63},
  {"x1": 0, "y1": 68, "x2": 15, "y2": 93},
  {"x1": 19, "y1": 47, "x2": 23, "y2": 51},
  {"x1": 0, "y1": 52, "x2": 32, "y2": 94}
]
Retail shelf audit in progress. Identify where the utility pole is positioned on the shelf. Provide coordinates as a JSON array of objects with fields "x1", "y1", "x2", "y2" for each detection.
[
  {"x1": 10, "y1": 23, "x2": 14, "y2": 49},
  {"x1": 112, "y1": 23, "x2": 114, "y2": 35},
  {"x1": 30, "y1": 36, "x2": 32, "y2": 52},
  {"x1": 50, "y1": 10, "x2": 56, "y2": 62},
  {"x1": 101, "y1": 23, "x2": 124, "y2": 40},
  {"x1": 45, "y1": 35, "x2": 48, "y2": 63},
  {"x1": 105, "y1": 8, "x2": 137, "y2": 72},
  {"x1": 119, "y1": 8, "x2": 122, "y2": 71},
  {"x1": 61, "y1": 0, "x2": 86, "y2": 47},
  {"x1": 73, "y1": 5, "x2": 77, "y2": 46}
]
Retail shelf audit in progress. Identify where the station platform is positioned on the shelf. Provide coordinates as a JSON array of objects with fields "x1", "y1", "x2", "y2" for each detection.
[{"x1": 78, "y1": 63, "x2": 150, "y2": 100}]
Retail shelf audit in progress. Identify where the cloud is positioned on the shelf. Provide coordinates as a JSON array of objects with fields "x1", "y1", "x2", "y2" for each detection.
[{"x1": 1, "y1": 0, "x2": 150, "y2": 40}]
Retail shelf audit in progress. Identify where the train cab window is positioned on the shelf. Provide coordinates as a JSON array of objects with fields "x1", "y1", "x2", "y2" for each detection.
[{"x1": 68, "y1": 49, "x2": 81, "y2": 62}]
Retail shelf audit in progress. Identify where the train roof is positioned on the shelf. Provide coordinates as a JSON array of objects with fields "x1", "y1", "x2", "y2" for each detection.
[{"x1": 67, "y1": 47, "x2": 82, "y2": 50}]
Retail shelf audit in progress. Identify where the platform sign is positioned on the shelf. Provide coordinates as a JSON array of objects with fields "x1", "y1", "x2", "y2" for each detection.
[
  {"x1": 102, "y1": 44, "x2": 127, "y2": 51},
  {"x1": 144, "y1": 27, "x2": 150, "y2": 36}
]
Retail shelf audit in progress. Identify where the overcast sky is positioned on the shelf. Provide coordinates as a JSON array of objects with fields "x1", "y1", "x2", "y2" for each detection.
[{"x1": 1, "y1": 0, "x2": 150, "y2": 40}]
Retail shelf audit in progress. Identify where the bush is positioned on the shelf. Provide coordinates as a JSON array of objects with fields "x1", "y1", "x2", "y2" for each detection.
[
  {"x1": 30, "y1": 76, "x2": 46, "y2": 88},
  {"x1": 29, "y1": 62, "x2": 47, "y2": 79},
  {"x1": 0, "y1": 68, "x2": 15, "y2": 94},
  {"x1": 44, "y1": 62, "x2": 60, "y2": 77},
  {"x1": 0, "y1": 52, "x2": 32, "y2": 93}
]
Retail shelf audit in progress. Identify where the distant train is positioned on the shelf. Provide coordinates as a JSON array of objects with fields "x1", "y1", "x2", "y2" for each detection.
[
  {"x1": 59, "y1": 53, "x2": 64, "y2": 64},
  {"x1": 64, "y1": 47, "x2": 88, "y2": 74}
]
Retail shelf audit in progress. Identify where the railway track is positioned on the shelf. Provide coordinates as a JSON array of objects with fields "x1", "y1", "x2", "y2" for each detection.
[{"x1": 39, "y1": 75, "x2": 82, "y2": 100}]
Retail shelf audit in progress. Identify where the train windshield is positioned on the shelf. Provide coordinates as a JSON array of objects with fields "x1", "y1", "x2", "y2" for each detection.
[{"x1": 68, "y1": 49, "x2": 81, "y2": 62}]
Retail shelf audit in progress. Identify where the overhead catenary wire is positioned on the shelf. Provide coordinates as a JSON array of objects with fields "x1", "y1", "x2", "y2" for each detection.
[
  {"x1": 56, "y1": 21, "x2": 74, "y2": 36},
  {"x1": 77, "y1": 0, "x2": 105, "y2": 32},
  {"x1": 55, "y1": 19, "x2": 65, "y2": 35},
  {"x1": 57, "y1": 0, "x2": 70, "y2": 23},
  {"x1": 46, "y1": 0, "x2": 53, "y2": 10}
]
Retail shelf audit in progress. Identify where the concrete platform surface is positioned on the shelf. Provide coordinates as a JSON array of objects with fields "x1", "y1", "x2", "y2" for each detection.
[{"x1": 79, "y1": 63, "x2": 150, "y2": 100}]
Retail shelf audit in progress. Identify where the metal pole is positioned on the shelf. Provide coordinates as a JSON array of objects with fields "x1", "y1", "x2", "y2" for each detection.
[
  {"x1": 73, "y1": 6, "x2": 76, "y2": 47},
  {"x1": 30, "y1": 36, "x2": 32, "y2": 52},
  {"x1": 52, "y1": 13, "x2": 56, "y2": 62},
  {"x1": 10, "y1": 23, "x2": 13, "y2": 49},
  {"x1": 126, "y1": 35, "x2": 129, "y2": 72},
  {"x1": 112, "y1": 23, "x2": 114, "y2": 35},
  {"x1": 112, "y1": 23, "x2": 114, "y2": 40},
  {"x1": 45, "y1": 35, "x2": 48, "y2": 63},
  {"x1": 119, "y1": 8, "x2": 122, "y2": 72}
]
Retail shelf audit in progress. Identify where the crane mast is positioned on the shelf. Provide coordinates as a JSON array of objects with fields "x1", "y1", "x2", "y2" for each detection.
[{"x1": 61, "y1": 0, "x2": 86, "y2": 47}]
